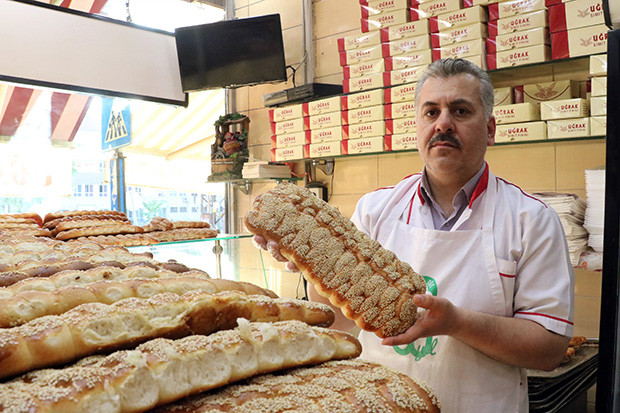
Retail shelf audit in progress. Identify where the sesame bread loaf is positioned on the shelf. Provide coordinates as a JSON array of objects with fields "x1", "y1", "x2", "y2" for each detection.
[{"x1": 244, "y1": 182, "x2": 426, "y2": 338}]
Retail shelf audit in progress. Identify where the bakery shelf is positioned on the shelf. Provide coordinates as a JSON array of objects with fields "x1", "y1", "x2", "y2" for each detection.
[{"x1": 209, "y1": 177, "x2": 302, "y2": 195}]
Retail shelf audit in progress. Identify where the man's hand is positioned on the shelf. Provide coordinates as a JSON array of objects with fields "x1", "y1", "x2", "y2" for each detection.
[{"x1": 252, "y1": 235, "x2": 299, "y2": 272}]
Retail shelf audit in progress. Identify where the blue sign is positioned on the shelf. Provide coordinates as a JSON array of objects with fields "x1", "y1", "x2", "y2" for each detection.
[{"x1": 102, "y1": 98, "x2": 131, "y2": 151}]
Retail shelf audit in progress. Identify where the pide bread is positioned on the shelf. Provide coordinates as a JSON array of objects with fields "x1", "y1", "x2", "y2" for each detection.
[
  {"x1": 54, "y1": 225, "x2": 145, "y2": 241},
  {"x1": 154, "y1": 359, "x2": 441, "y2": 413},
  {"x1": 43, "y1": 214, "x2": 130, "y2": 230},
  {"x1": 245, "y1": 182, "x2": 426, "y2": 338},
  {"x1": 0, "y1": 320, "x2": 360, "y2": 412},
  {"x1": 43, "y1": 210, "x2": 127, "y2": 225}
]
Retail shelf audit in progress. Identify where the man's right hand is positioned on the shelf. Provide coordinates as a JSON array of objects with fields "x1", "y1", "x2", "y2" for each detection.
[{"x1": 252, "y1": 235, "x2": 300, "y2": 272}]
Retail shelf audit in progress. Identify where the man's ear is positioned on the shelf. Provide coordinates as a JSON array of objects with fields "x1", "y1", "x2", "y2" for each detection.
[{"x1": 487, "y1": 115, "x2": 496, "y2": 146}]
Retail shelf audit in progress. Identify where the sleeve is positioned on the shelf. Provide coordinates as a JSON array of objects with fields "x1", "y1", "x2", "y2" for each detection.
[{"x1": 512, "y1": 207, "x2": 575, "y2": 337}]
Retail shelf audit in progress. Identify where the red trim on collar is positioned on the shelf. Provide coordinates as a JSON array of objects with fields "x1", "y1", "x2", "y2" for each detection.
[
  {"x1": 416, "y1": 181, "x2": 425, "y2": 205},
  {"x1": 468, "y1": 163, "x2": 489, "y2": 209}
]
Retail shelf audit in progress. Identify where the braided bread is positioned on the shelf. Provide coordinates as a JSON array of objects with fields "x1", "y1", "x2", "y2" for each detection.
[
  {"x1": 43, "y1": 210, "x2": 127, "y2": 224},
  {"x1": 245, "y1": 182, "x2": 426, "y2": 338}
]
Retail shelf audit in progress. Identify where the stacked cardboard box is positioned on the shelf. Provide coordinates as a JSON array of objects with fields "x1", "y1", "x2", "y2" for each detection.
[
  {"x1": 269, "y1": 105, "x2": 305, "y2": 162},
  {"x1": 303, "y1": 97, "x2": 343, "y2": 158},
  {"x1": 589, "y1": 53, "x2": 607, "y2": 136}
]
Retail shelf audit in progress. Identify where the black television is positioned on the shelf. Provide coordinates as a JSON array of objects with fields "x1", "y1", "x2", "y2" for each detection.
[{"x1": 175, "y1": 14, "x2": 287, "y2": 92}]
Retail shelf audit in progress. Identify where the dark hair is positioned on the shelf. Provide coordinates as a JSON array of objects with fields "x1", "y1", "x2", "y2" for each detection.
[{"x1": 414, "y1": 58, "x2": 495, "y2": 120}]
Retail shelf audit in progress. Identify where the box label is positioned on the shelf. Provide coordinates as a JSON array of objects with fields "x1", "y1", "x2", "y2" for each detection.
[{"x1": 341, "y1": 89, "x2": 385, "y2": 110}]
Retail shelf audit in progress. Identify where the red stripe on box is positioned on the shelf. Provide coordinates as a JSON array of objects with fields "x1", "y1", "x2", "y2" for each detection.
[
  {"x1": 342, "y1": 125, "x2": 350, "y2": 139},
  {"x1": 303, "y1": 144, "x2": 310, "y2": 158},
  {"x1": 305, "y1": 130, "x2": 312, "y2": 144},
  {"x1": 380, "y1": 27, "x2": 390, "y2": 42},
  {"x1": 269, "y1": 109, "x2": 275, "y2": 123},
  {"x1": 385, "y1": 104, "x2": 393, "y2": 120},
  {"x1": 384, "y1": 135, "x2": 393, "y2": 151},
  {"x1": 486, "y1": 37, "x2": 497, "y2": 54},
  {"x1": 384, "y1": 88, "x2": 392, "y2": 104},
  {"x1": 361, "y1": 5, "x2": 370, "y2": 19},
  {"x1": 343, "y1": 79, "x2": 350, "y2": 94},
  {"x1": 270, "y1": 148, "x2": 276, "y2": 162},
  {"x1": 513, "y1": 85, "x2": 524, "y2": 103},
  {"x1": 341, "y1": 96, "x2": 349, "y2": 111},
  {"x1": 432, "y1": 49, "x2": 442, "y2": 61},
  {"x1": 303, "y1": 117, "x2": 311, "y2": 131},
  {"x1": 488, "y1": 21, "x2": 498, "y2": 37},
  {"x1": 386, "y1": 119, "x2": 395, "y2": 135},
  {"x1": 385, "y1": 57, "x2": 394, "y2": 72},
  {"x1": 337, "y1": 37, "x2": 345, "y2": 52},
  {"x1": 486, "y1": 53, "x2": 497, "y2": 70},
  {"x1": 343, "y1": 66, "x2": 351, "y2": 79},
  {"x1": 339, "y1": 51, "x2": 348, "y2": 66},
  {"x1": 430, "y1": 16, "x2": 439, "y2": 32},
  {"x1": 548, "y1": 3, "x2": 567, "y2": 33},
  {"x1": 462, "y1": 0, "x2": 473, "y2": 8},
  {"x1": 430, "y1": 33, "x2": 441, "y2": 48},
  {"x1": 383, "y1": 72, "x2": 392, "y2": 88},
  {"x1": 361, "y1": 19, "x2": 369, "y2": 33},
  {"x1": 270, "y1": 136, "x2": 277, "y2": 149},
  {"x1": 341, "y1": 140, "x2": 349, "y2": 155},
  {"x1": 551, "y1": 30, "x2": 569, "y2": 60},
  {"x1": 488, "y1": 3, "x2": 499, "y2": 21},
  {"x1": 545, "y1": 0, "x2": 562, "y2": 6},
  {"x1": 342, "y1": 110, "x2": 350, "y2": 125},
  {"x1": 410, "y1": 6, "x2": 421, "y2": 22},
  {"x1": 270, "y1": 122, "x2": 276, "y2": 135},
  {"x1": 382, "y1": 43, "x2": 391, "y2": 58},
  {"x1": 302, "y1": 102, "x2": 310, "y2": 117}
]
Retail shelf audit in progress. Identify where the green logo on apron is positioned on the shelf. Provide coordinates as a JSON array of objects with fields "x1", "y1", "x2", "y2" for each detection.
[{"x1": 393, "y1": 275, "x2": 438, "y2": 361}]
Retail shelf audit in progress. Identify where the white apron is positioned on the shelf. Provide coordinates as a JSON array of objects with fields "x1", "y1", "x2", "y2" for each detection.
[{"x1": 359, "y1": 175, "x2": 528, "y2": 413}]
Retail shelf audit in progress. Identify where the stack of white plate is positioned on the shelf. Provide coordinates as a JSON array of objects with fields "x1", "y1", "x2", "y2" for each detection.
[{"x1": 584, "y1": 168, "x2": 606, "y2": 253}]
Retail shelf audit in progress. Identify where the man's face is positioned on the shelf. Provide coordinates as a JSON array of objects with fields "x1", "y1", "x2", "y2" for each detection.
[{"x1": 415, "y1": 73, "x2": 495, "y2": 180}]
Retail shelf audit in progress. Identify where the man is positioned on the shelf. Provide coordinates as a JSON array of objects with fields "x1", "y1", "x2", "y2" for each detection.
[{"x1": 255, "y1": 58, "x2": 574, "y2": 412}]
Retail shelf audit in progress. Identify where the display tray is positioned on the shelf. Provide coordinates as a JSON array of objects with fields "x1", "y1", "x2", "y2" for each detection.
[
  {"x1": 528, "y1": 340, "x2": 599, "y2": 381},
  {"x1": 529, "y1": 368, "x2": 597, "y2": 413}
]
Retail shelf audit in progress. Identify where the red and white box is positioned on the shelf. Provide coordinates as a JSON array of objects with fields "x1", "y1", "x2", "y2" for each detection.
[
  {"x1": 343, "y1": 120, "x2": 386, "y2": 139},
  {"x1": 385, "y1": 101, "x2": 417, "y2": 119},
  {"x1": 304, "y1": 112, "x2": 342, "y2": 130},
  {"x1": 339, "y1": 44, "x2": 384, "y2": 66},
  {"x1": 271, "y1": 118, "x2": 304, "y2": 135},
  {"x1": 551, "y1": 24, "x2": 609, "y2": 60},
  {"x1": 432, "y1": 39, "x2": 486, "y2": 60},
  {"x1": 544, "y1": 0, "x2": 570, "y2": 6},
  {"x1": 382, "y1": 33, "x2": 432, "y2": 57},
  {"x1": 494, "y1": 86, "x2": 514, "y2": 106},
  {"x1": 548, "y1": 0, "x2": 606, "y2": 33},
  {"x1": 271, "y1": 131, "x2": 307, "y2": 149},
  {"x1": 342, "y1": 105, "x2": 385, "y2": 125},
  {"x1": 495, "y1": 121, "x2": 547, "y2": 142},
  {"x1": 304, "y1": 141, "x2": 342, "y2": 158},
  {"x1": 343, "y1": 73, "x2": 384, "y2": 94},
  {"x1": 384, "y1": 66, "x2": 427, "y2": 87},
  {"x1": 269, "y1": 105, "x2": 303, "y2": 122},
  {"x1": 362, "y1": 9, "x2": 411, "y2": 32},
  {"x1": 386, "y1": 117, "x2": 417, "y2": 134},
  {"x1": 591, "y1": 76, "x2": 606, "y2": 97},
  {"x1": 547, "y1": 117, "x2": 590, "y2": 139},
  {"x1": 341, "y1": 136, "x2": 385, "y2": 154},
  {"x1": 486, "y1": 44, "x2": 550, "y2": 70},
  {"x1": 305, "y1": 126, "x2": 343, "y2": 144},
  {"x1": 590, "y1": 115, "x2": 606, "y2": 136},
  {"x1": 341, "y1": 89, "x2": 385, "y2": 110},
  {"x1": 590, "y1": 54, "x2": 607, "y2": 76},
  {"x1": 384, "y1": 133, "x2": 418, "y2": 150},
  {"x1": 473, "y1": 0, "x2": 511, "y2": 5},
  {"x1": 385, "y1": 83, "x2": 417, "y2": 104},
  {"x1": 271, "y1": 145, "x2": 304, "y2": 162},
  {"x1": 488, "y1": 0, "x2": 545, "y2": 21},
  {"x1": 493, "y1": 102, "x2": 540, "y2": 124},
  {"x1": 361, "y1": 0, "x2": 411, "y2": 18},
  {"x1": 431, "y1": 22, "x2": 487, "y2": 47},
  {"x1": 413, "y1": 0, "x2": 462, "y2": 19},
  {"x1": 430, "y1": 6, "x2": 487, "y2": 32},
  {"x1": 590, "y1": 96, "x2": 606, "y2": 116},
  {"x1": 488, "y1": 10, "x2": 547, "y2": 37},
  {"x1": 303, "y1": 96, "x2": 341, "y2": 116},
  {"x1": 486, "y1": 27, "x2": 549, "y2": 53},
  {"x1": 514, "y1": 80, "x2": 580, "y2": 104},
  {"x1": 541, "y1": 98, "x2": 590, "y2": 120},
  {"x1": 338, "y1": 31, "x2": 382, "y2": 52},
  {"x1": 385, "y1": 50, "x2": 434, "y2": 70},
  {"x1": 343, "y1": 59, "x2": 385, "y2": 79},
  {"x1": 381, "y1": 19, "x2": 431, "y2": 42}
]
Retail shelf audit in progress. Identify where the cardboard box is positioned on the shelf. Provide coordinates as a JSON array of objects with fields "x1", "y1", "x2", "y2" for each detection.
[
  {"x1": 343, "y1": 59, "x2": 385, "y2": 79},
  {"x1": 271, "y1": 131, "x2": 307, "y2": 149},
  {"x1": 551, "y1": 24, "x2": 609, "y2": 60},
  {"x1": 431, "y1": 22, "x2": 487, "y2": 47},
  {"x1": 337, "y1": 31, "x2": 382, "y2": 52},
  {"x1": 271, "y1": 145, "x2": 304, "y2": 162},
  {"x1": 385, "y1": 83, "x2": 417, "y2": 104},
  {"x1": 305, "y1": 126, "x2": 343, "y2": 144},
  {"x1": 385, "y1": 50, "x2": 433, "y2": 70},
  {"x1": 341, "y1": 136, "x2": 385, "y2": 154},
  {"x1": 381, "y1": 19, "x2": 431, "y2": 42},
  {"x1": 463, "y1": 54, "x2": 487, "y2": 69},
  {"x1": 304, "y1": 141, "x2": 342, "y2": 158},
  {"x1": 384, "y1": 66, "x2": 426, "y2": 87},
  {"x1": 343, "y1": 120, "x2": 386, "y2": 139},
  {"x1": 493, "y1": 102, "x2": 540, "y2": 124},
  {"x1": 413, "y1": 0, "x2": 463, "y2": 19},
  {"x1": 269, "y1": 105, "x2": 303, "y2": 122},
  {"x1": 302, "y1": 96, "x2": 341, "y2": 116},
  {"x1": 494, "y1": 86, "x2": 514, "y2": 106},
  {"x1": 590, "y1": 54, "x2": 607, "y2": 76},
  {"x1": 271, "y1": 118, "x2": 305, "y2": 135},
  {"x1": 385, "y1": 101, "x2": 417, "y2": 119},
  {"x1": 361, "y1": 0, "x2": 411, "y2": 18},
  {"x1": 304, "y1": 112, "x2": 342, "y2": 131},
  {"x1": 339, "y1": 44, "x2": 384, "y2": 66},
  {"x1": 341, "y1": 89, "x2": 385, "y2": 110},
  {"x1": 384, "y1": 133, "x2": 418, "y2": 150},
  {"x1": 486, "y1": 44, "x2": 550, "y2": 70},
  {"x1": 545, "y1": 0, "x2": 570, "y2": 6},
  {"x1": 430, "y1": 6, "x2": 487, "y2": 32},
  {"x1": 362, "y1": 9, "x2": 411, "y2": 32},
  {"x1": 343, "y1": 73, "x2": 384, "y2": 94},
  {"x1": 548, "y1": 0, "x2": 606, "y2": 33},
  {"x1": 342, "y1": 104, "x2": 385, "y2": 125},
  {"x1": 488, "y1": 10, "x2": 547, "y2": 37},
  {"x1": 486, "y1": 27, "x2": 549, "y2": 53},
  {"x1": 541, "y1": 98, "x2": 590, "y2": 120},
  {"x1": 432, "y1": 39, "x2": 485, "y2": 60},
  {"x1": 590, "y1": 96, "x2": 606, "y2": 116},
  {"x1": 488, "y1": 0, "x2": 545, "y2": 21},
  {"x1": 591, "y1": 76, "x2": 606, "y2": 97},
  {"x1": 590, "y1": 115, "x2": 606, "y2": 136},
  {"x1": 495, "y1": 121, "x2": 547, "y2": 142},
  {"x1": 382, "y1": 33, "x2": 432, "y2": 57},
  {"x1": 386, "y1": 117, "x2": 418, "y2": 134},
  {"x1": 514, "y1": 80, "x2": 580, "y2": 104},
  {"x1": 547, "y1": 117, "x2": 590, "y2": 139}
]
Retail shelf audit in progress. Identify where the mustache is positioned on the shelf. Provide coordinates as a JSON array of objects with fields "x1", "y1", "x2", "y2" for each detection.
[{"x1": 427, "y1": 133, "x2": 462, "y2": 149}]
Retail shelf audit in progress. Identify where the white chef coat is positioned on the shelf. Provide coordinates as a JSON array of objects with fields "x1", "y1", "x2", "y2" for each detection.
[{"x1": 351, "y1": 164, "x2": 575, "y2": 412}]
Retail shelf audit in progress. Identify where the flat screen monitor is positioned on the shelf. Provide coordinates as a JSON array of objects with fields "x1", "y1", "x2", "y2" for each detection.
[{"x1": 175, "y1": 14, "x2": 287, "y2": 91}]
